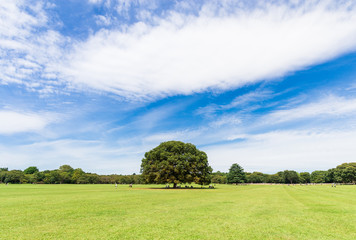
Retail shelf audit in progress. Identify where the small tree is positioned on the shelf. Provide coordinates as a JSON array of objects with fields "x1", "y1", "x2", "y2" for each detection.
[
  {"x1": 140, "y1": 141, "x2": 212, "y2": 188},
  {"x1": 227, "y1": 163, "x2": 246, "y2": 184}
]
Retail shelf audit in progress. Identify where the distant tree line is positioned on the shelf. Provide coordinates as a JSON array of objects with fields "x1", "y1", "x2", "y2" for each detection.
[
  {"x1": 211, "y1": 162, "x2": 356, "y2": 184},
  {"x1": 0, "y1": 165, "x2": 143, "y2": 184},
  {"x1": 1, "y1": 162, "x2": 355, "y2": 185}
]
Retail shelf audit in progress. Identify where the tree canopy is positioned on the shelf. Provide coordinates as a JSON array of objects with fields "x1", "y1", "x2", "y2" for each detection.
[
  {"x1": 299, "y1": 172, "x2": 311, "y2": 183},
  {"x1": 24, "y1": 166, "x2": 39, "y2": 174},
  {"x1": 140, "y1": 141, "x2": 212, "y2": 188},
  {"x1": 227, "y1": 163, "x2": 246, "y2": 184},
  {"x1": 1, "y1": 162, "x2": 356, "y2": 185},
  {"x1": 246, "y1": 172, "x2": 265, "y2": 183},
  {"x1": 283, "y1": 170, "x2": 299, "y2": 184}
]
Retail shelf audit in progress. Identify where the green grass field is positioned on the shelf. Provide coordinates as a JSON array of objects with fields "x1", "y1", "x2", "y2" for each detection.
[{"x1": 0, "y1": 184, "x2": 355, "y2": 240}]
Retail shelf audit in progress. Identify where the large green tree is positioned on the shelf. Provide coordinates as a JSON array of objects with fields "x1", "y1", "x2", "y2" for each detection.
[
  {"x1": 140, "y1": 141, "x2": 212, "y2": 188},
  {"x1": 227, "y1": 163, "x2": 246, "y2": 184}
]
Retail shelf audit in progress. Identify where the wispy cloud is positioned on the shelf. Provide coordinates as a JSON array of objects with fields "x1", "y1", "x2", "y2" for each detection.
[
  {"x1": 0, "y1": 0, "x2": 65, "y2": 93},
  {"x1": 143, "y1": 128, "x2": 204, "y2": 144},
  {"x1": 2, "y1": 0, "x2": 356, "y2": 173},
  {"x1": 196, "y1": 89, "x2": 274, "y2": 117},
  {"x1": 60, "y1": 0, "x2": 356, "y2": 100},
  {"x1": 89, "y1": 0, "x2": 160, "y2": 25},
  {"x1": 2, "y1": 1, "x2": 356, "y2": 101},
  {"x1": 263, "y1": 95, "x2": 356, "y2": 125},
  {"x1": 0, "y1": 110, "x2": 53, "y2": 134},
  {"x1": 138, "y1": 93, "x2": 356, "y2": 172},
  {"x1": 204, "y1": 129, "x2": 356, "y2": 173},
  {"x1": 0, "y1": 139, "x2": 142, "y2": 174},
  {"x1": 3, "y1": 93, "x2": 356, "y2": 173}
]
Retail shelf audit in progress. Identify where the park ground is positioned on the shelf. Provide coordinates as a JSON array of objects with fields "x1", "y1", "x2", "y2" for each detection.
[{"x1": 0, "y1": 184, "x2": 355, "y2": 240}]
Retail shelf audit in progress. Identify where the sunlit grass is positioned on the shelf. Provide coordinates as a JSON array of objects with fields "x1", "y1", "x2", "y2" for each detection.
[{"x1": 0, "y1": 184, "x2": 355, "y2": 239}]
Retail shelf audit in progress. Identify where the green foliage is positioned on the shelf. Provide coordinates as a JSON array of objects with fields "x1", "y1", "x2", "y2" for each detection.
[
  {"x1": 44, "y1": 170, "x2": 61, "y2": 184},
  {"x1": 311, "y1": 170, "x2": 327, "y2": 183},
  {"x1": 59, "y1": 171, "x2": 73, "y2": 183},
  {"x1": 211, "y1": 171, "x2": 227, "y2": 184},
  {"x1": 283, "y1": 170, "x2": 299, "y2": 184},
  {"x1": 34, "y1": 171, "x2": 45, "y2": 182},
  {"x1": 329, "y1": 163, "x2": 356, "y2": 183},
  {"x1": 59, "y1": 165, "x2": 74, "y2": 173},
  {"x1": 267, "y1": 173, "x2": 284, "y2": 183},
  {"x1": 23, "y1": 166, "x2": 39, "y2": 174},
  {"x1": 140, "y1": 141, "x2": 212, "y2": 187},
  {"x1": 1, "y1": 170, "x2": 24, "y2": 183},
  {"x1": 299, "y1": 172, "x2": 311, "y2": 183},
  {"x1": 2, "y1": 162, "x2": 356, "y2": 185},
  {"x1": 227, "y1": 163, "x2": 246, "y2": 184},
  {"x1": 246, "y1": 172, "x2": 266, "y2": 183},
  {"x1": 72, "y1": 168, "x2": 85, "y2": 183},
  {"x1": 326, "y1": 168, "x2": 337, "y2": 183},
  {"x1": 86, "y1": 173, "x2": 101, "y2": 184}
]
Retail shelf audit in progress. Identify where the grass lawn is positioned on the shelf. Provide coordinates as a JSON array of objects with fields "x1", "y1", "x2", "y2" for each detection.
[{"x1": 0, "y1": 184, "x2": 355, "y2": 239}]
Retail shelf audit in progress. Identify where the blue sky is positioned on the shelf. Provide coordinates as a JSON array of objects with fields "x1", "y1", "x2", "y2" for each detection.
[{"x1": 1, "y1": 0, "x2": 356, "y2": 174}]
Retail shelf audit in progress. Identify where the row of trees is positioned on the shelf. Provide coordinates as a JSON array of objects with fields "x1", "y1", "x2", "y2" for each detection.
[
  {"x1": 213, "y1": 162, "x2": 356, "y2": 184},
  {"x1": 1, "y1": 138, "x2": 355, "y2": 186},
  {"x1": 1, "y1": 162, "x2": 355, "y2": 185},
  {"x1": 140, "y1": 141, "x2": 356, "y2": 186},
  {"x1": 0, "y1": 165, "x2": 143, "y2": 184}
]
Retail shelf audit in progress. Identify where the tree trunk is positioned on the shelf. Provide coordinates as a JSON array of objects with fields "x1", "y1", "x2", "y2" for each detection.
[{"x1": 173, "y1": 183, "x2": 177, "y2": 188}]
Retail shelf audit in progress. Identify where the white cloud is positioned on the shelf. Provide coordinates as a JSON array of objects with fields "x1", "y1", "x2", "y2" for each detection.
[
  {"x1": 3, "y1": 1, "x2": 356, "y2": 100},
  {"x1": 95, "y1": 15, "x2": 114, "y2": 26},
  {"x1": 3, "y1": 93, "x2": 356, "y2": 173},
  {"x1": 197, "y1": 94, "x2": 356, "y2": 137},
  {"x1": 196, "y1": 89, "x2": 274, "y2": 117},
  {"x1": 0, "y1": 139, "x2": 142, "y2": 174},
  {"x1": 61, "y1": 1, "x2": 356, "y2": 100},
  {"x1": 204, "y1": 129, "x2": 356, "y2": 173},
  {"x1": 0, "y1": 0, "x2": 65, "y2": 92},
  {"x1": 209, "y1": 115, "x2": 242, "y2": 128},
  {"x1": 88, "y1": 0, "x2": 104, "y2": 4},
  {"x1": 136, "y1": 94, "x2": 356, "y2": 173},
  {"x1": 199, "y1": 94, "x2": 356, "y2": 172},
  {"x1": 127, "y1": 93, "x2": 356, "y2": 150},
  {"x1": 263, "y1": 95, "x2": 356, "y2": 125},
  {"x1": 89, "y1": 0, "x2": 159, "y2": 21},
  {"x1": 0, "y1": 111, "x2": 51, "y2": 134},
  {"x1": 143, "y1": 129, "x2": 204, "y2": 143}
]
